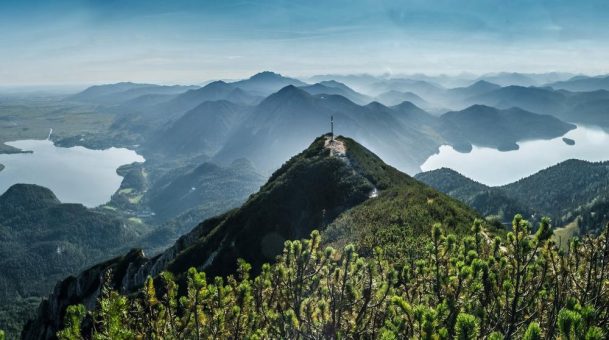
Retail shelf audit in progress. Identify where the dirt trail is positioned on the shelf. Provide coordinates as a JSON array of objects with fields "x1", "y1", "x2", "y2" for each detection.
[
  {"x1": 324, "y1": 136, "x2": 346, "y2": 156},
  {"x1": 325, "y1": 136, "x2": 379, "y2": 199}
]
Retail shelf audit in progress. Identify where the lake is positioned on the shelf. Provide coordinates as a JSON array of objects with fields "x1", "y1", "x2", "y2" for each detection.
[
  {"x1": 0, "y1": 139, "x2": 144, "y2": 207},
  {"x1": 421, "y1": 125, "x2": 609, "y2": 186}
]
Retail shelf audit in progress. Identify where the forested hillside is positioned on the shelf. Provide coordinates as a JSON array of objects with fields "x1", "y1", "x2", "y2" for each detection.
[
  {"x1": 0, "y1": 184, "x2": 148, "y2": 337},
  {"x1": 417, "y1": 160, "x2": 609, "y2": 230},
  {"x1": 415, "y1": 168, "x2": 532, "y2": 224}
]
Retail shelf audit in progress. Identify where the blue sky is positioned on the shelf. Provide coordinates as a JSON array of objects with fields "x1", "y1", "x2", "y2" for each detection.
[{"x1": 1, "y1": 0, "x2": 609, "y2": 85}]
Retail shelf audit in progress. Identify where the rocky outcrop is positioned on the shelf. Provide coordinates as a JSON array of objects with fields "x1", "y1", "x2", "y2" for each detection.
[
  {"x1": 20, "y1": 210, "x2": 239, "y2": 339},
  {"x1": 21, "y1": 250, "x2": 147, "y2": 340}
]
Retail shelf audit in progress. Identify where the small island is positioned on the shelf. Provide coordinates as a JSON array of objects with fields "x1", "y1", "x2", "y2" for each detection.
[
  {"x1": 562, "y1": 137, "x2": 576, "y2": 146},
  {"x1": 0, "y1": 163, "x2": 4, "y2": 172}
]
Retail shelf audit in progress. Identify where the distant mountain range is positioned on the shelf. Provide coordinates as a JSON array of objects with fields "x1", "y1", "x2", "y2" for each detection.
[
  {"x1": 547, "y1": 75, "x2": 609, "y2": 92},
  {"x1": 210, "y1": 85, "x2": 447, "y2": 174},
  {"x1": 468, "y1": 85, "x2": 609, "y2": 127},
  {"x1": 67, "y1": 71, "x2": 609, "y2": 176},
  {"x1": 438, "y1": 104, "x2": 575, "y2": 152},
  {"x1": 67, "y1": 82, "x2": 198, "y2": 105},
  {"x1": 138, "y1": 83, "x2": 574, "y2": 175},
  {"x1": 151, "y1": 100, "x2": 252, "y2": 156}
]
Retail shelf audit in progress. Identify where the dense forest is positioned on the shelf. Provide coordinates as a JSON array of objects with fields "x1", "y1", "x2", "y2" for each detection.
[{"x1": 47, "y1": 215, "x2": 609, "y2": 339}]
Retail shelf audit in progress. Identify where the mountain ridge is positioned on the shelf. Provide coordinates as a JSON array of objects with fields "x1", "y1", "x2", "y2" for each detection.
[{"x1": 23, "y1": 135, "x2": 478, "y2": 339}]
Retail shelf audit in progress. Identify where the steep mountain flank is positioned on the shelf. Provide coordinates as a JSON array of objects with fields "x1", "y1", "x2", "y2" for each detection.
[
  {"x1": 146, "y1": 160, "x2": 264, "y2": 223},
  {"x1": 151, "y1": 100, "x2": 252, "y2": 156}
]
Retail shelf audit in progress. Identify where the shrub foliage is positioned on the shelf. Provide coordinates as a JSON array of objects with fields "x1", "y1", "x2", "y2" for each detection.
[{"x1": 57, "y1": 215, "x2": 609, "y2": 339}]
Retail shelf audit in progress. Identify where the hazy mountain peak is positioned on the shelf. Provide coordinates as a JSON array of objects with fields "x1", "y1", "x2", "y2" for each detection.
[
  {"x1": 230, "y1": 71, "x2": 306, "y2": 96},
  {"x1": 253, "y1": 85, "x2": 314, "y2": 113},
  {"x1": 318, "y1": 80, "x2": 349, "y2": 89},
  {"x1": 204, "y1": 80, "x2": 231, "y2": 88},
  {"x1": 391, "y1": 100, "x2": 426, "y2": 112},
  {"x1": 274, "y1": 84, "x2": 308, "y2": 96},
  {"x1": 299, "y1": 81, "x2": 370, "y2": 105},
  {"x1": 249, "y1": 71, "x2": 284, "y2": 80},
  {"x1": 364, "y1": 101, "x2": 389, "y2": 110},
  {"x1": 461, "y1": 104, "x2": 496, "y2": 113},
  {"x1": 469, "y1": 80, "x2": 500, "y2": 89}
]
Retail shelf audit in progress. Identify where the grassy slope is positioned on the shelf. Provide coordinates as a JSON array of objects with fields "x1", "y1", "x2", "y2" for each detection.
[{"x1": 324, "y1": 137, "x2": 479, "y2": 260}]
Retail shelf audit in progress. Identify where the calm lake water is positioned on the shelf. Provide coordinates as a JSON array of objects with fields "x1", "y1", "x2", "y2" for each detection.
[
  {"x1": 421, "y1": 125, "x2": 609, "y2": 186},
  {"x1": 0, "y1": 139, "x2": 144, "y2": 207}
]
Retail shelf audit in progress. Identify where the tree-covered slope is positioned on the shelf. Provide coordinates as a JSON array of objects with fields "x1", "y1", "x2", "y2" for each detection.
[
  {"x1": 415, "y1": 167, "x2": 490, "y2": 199},
  {"x1": 414, "y1": 168, "x2": 532, "y2": 224},
  {"x1": 417, "y1": 160, "x2": 609, "y2": 227},
  {"x1": 501, "y1": 159, "x2": 609, "y2": 221},
  {"x1": 108, "y1": 158, "x2": 265, "y2": 254},
  {"x1": 0, "y1": 184, "x2": 148, "y2": 338},
  {"x1": 23, "y1": 135, "x2": 479, "y2": 338}
]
